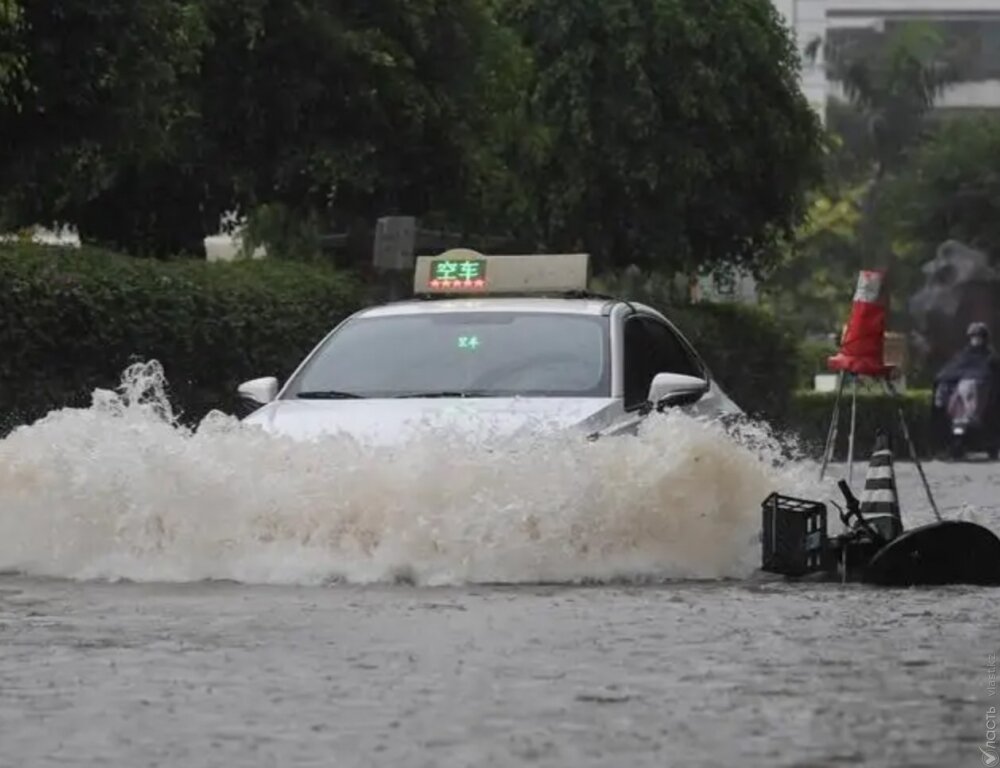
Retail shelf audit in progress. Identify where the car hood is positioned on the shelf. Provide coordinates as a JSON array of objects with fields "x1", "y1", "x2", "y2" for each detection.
[{"x1": 241, "y1": 397, "x2": 622, "y2": 445}]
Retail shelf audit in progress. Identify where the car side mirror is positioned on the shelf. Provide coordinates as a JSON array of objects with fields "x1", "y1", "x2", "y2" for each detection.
[
  {"x1": 237, "y1": 376, "x2": 279, "y2": 405},
  {"x1": 648, "y1": 373, "x2": 709, "y2": 412}
]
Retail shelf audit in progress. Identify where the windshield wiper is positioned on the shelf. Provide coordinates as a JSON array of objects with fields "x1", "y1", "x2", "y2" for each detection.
[
  {"x1": 296, "y1": 390, "x2": 366, "y2": 400},
  {"x1": 392, "y1": 390, "x2": 500, "y2": 399}
]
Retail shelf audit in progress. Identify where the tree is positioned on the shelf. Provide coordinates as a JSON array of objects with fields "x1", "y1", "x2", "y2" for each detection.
[
  {"x1": 194, "y1": 0, "x2": 537, "y2": 259},
  {"x1": 761, "y1": 182, "x2": 868, "y2": 336},
  {"x1": 0, "y1": 0, "x2": 535, "y2": 257},
  {"x1": 811, "y1": 21, "x2": 958, "y2": 181},
  {"x1": 764, "y1": 21, "x2": 963, "y2": 336},
  {"x1": 2, "y1": 0, "x2": 822, "y2": 271},
  {"x1": 884, "y1": 115, "x2": 1000, "y2": 261},
  {"x1": 0, "y1": 0, "x2": 25, "y2": 107},
  {"x1": 804, "y1": 20, "x2": 959, "y2": 270},
  {"x1": 0, "y1": 0, "x2": 217, "y2": 255},
  {"x1": 499, "y1": 0, "x2": 823, "y2": 276}
]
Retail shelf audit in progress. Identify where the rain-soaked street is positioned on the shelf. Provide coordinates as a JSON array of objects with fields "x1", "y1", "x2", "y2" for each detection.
[
  {"x1": 6, "y1": 0, "x2": 1000, "y2": 764},
  {"x1": 1, "y1": 454, "x2": 998, "y2": 768}
]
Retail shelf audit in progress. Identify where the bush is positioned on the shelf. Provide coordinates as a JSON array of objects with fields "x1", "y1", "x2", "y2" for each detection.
[
  {"x1": 787, "y1": 388, "x2": 934, "y2": 459},
  {"x1": 0, "y1": 244, "x2": 363, "y2": 434},
  {"x1": 666, "y1": 303, "x2": 800, "y2": 423},
  {"x1": 795, "y1": 337, "x2": 839, "y2": 389}
]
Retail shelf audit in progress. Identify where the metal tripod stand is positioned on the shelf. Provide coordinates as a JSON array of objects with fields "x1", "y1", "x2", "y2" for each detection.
[{"x1": 818, "y1": 370, "x2": 942, "y2": 522}]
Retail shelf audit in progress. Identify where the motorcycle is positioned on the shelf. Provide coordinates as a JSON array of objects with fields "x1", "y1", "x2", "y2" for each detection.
[{"x1": 933, "y1": 357, "x2": 999, "y2": 461}]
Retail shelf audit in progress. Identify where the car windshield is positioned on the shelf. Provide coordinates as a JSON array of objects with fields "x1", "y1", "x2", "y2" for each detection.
[{"x1": 283, "y1": 311, "x2": 611, "y2": 399}]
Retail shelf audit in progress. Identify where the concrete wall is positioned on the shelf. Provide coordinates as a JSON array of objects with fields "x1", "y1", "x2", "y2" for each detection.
[{"x1": 828, "y1": 0, "x2": 1000, "y2": 13}]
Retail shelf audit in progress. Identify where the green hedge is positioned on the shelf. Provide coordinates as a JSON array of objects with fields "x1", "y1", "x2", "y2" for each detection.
[
  {"x1": 787, "y1": 389, "x2": 934, "y2": 459},
  {"x1": 1, "y1": 245, "x2": 802, "y2": 434},
  {"x1": 0, "y1": 244, "x2": 362, "y2": 434},
  {"x1": 794, "y1": 337, "x2": 839, "y2": 389}
]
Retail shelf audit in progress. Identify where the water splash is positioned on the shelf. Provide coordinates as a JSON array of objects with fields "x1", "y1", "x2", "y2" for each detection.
[{"x1": 0, "y1": 362, "x2": 823, "y2": 586}]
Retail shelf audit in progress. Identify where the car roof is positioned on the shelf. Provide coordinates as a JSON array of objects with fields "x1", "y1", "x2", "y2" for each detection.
[{"x1": 356, "y1": 296, "x2": 624, "y2": 318}]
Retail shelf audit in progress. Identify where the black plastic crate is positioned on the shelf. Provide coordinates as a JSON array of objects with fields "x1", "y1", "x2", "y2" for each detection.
[{"x1": 761, "y1": 493, "x2": 829, "y2": 576}]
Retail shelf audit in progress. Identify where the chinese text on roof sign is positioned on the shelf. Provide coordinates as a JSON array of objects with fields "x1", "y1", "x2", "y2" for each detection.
[
  {"x1": 413, "y1": 249, "x2": 590, "y2": 295},
  {"x1": 429, "y1": 256, "x2": 487, "y2": 289}
]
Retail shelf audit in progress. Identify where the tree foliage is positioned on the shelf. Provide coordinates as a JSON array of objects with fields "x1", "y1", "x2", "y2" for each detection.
[
  {"x1": 761, "y1": 183, "x2": 868, "y2": 335},
  {"x1": 502, "y1": 0, "x2": 823, "y2": 275},
  {"x1": 0, "y1": 0, "x2": 214, "y2": 255},
  {"x1": 883, "y1": 115, "x2": 1000, "y2": 260},
  {"x1": 811, "y1": 21, "x2": 958, "y2": 178},
  {"x1": 769, "y1": 21, "x2": 965, "y2": 336},
  {"x1": 198, "y1": 0, "x2": 536, "y2": 241},
  {"x1": 0, "y1": 0, "x2": 532, "y2": 256},
  {"x1": 0, "y1": 0, "x2": 823, "y2": 273},
  {"x1": 0, "y1": 0, "x2": 25, "y2": 105},
  {"x1": 807, "y1": 20, "x2": 960, "y2": 284}
]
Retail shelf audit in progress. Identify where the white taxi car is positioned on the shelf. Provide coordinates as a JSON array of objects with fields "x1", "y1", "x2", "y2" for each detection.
[{"x1": 237, "y1": 250, "x2": 742, "y2": 443}]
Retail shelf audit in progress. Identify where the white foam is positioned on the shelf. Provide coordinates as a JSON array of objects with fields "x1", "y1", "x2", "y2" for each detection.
[{"x1": 0, "y1": 362, "x2": 822, "y2": 586}]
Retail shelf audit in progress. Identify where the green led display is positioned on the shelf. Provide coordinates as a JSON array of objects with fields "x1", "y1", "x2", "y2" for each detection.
[{"x1": 429, "y1": 258, "x2": 487, "y2": 289}]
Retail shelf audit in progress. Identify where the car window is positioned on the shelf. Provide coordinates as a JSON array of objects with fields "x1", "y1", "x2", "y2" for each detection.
[
  {"x1": 642, "y1": 317, "x2": 703, "y2": 378},
  {"x1": 622, "y1": 315, "x2": 704, "y2": 409},
  {"x1": 284, "y1": 311, "x2": 612, "y2": 398}
]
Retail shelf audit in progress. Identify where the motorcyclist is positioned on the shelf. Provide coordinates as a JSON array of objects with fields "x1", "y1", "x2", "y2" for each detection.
[{"x1": 932, "y1": 322, "x2": 1000, "y2": 457}]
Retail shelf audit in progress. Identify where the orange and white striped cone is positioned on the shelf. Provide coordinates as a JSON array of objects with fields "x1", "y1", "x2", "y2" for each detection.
[
  {"x1": 858, "y1": 431, "x2": 903, "y2": 541},
  {"x1": 828, "y1": 270, "x2": 892, "y2": 377}
]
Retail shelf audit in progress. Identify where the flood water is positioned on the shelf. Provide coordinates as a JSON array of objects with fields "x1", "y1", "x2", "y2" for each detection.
[{"x1": 1, "y1": 365, "x2": 997, "y2": 767}]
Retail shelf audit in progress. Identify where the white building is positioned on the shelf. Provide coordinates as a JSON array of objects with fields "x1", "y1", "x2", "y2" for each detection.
[{"x1": 772, "y1": 0, "x2": 1000, "y2": 117}]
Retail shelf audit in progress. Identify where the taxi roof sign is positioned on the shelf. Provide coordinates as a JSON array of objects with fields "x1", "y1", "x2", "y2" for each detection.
[{"x1": 414, "y1": 249, "x2": 590, "y2": 295}]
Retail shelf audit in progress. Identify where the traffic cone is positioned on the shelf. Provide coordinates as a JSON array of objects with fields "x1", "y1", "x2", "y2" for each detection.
[
  {"x1": 858, "y1": 431, "x2": 903, "y2": 541},
  {"x1": 828, "y1": 269, "x2": 892, "y2": 377}
]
